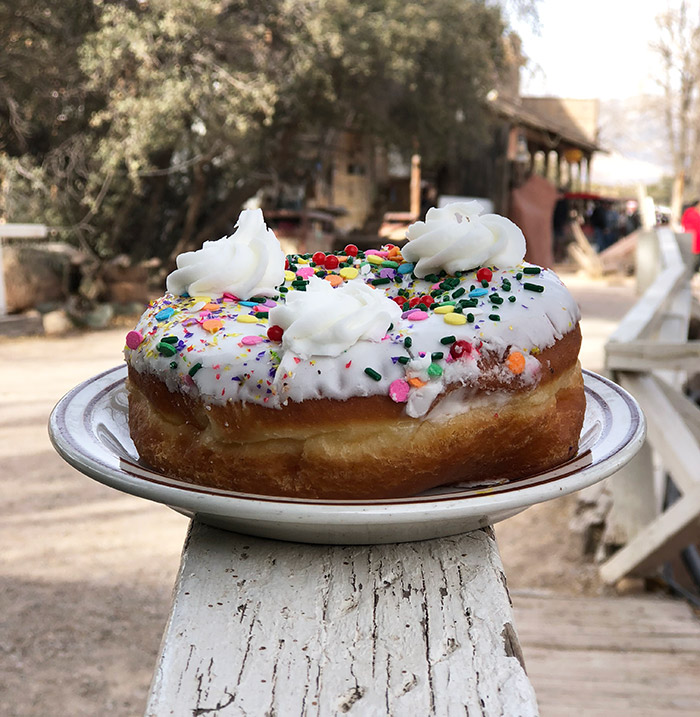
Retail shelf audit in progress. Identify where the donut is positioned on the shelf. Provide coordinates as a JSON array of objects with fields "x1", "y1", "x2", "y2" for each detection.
[{"x1": 124, "y1": 203, "x2": 584, "y2": 499}]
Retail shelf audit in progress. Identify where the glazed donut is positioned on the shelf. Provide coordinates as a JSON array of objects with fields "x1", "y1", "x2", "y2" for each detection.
[{"x1": 124, "y1": 204, "x2": 584, "y2": 499}]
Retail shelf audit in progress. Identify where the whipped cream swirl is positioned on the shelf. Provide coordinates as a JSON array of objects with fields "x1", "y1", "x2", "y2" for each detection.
[
  {"x1": 269, "y1": 276, "x2": 401, "y2": 359},
  {"x1": 402, "y1": 201, "x2": 526, "y2": 277},
  {"x1": 166, "y1": 208, "x2": 286, "y2": 299}
]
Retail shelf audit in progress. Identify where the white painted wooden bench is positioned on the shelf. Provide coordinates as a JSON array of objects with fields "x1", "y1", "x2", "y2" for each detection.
[{"x1": 146, "y1": 521, "x2": 538, "y2": 716}]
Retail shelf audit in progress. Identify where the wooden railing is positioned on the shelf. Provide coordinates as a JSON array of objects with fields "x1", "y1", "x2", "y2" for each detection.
[{"x1": 600, "y1": 227, "x2": 700, "y2": 583}]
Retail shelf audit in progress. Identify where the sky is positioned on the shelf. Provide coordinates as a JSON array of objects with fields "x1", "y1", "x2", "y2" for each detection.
[
  {"x1": 512, "y1": 0, "x2": 665, "y2": 100},
  {"x1": 509, "y1": 0, "x2": 673, "y2": 184}
]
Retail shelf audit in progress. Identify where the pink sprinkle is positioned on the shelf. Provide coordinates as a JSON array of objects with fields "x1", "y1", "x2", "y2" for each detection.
[
  {"x1": 296, "y1": 266, "x2": 315, "y2": 278},
  {"x1": 389, "y1": 379, "x2": 410, "y2": 403},
  {"x1": 241, "y1": 335, "x2": 263, "y2": 345},
  {"x1": 364, "y1": 249, "x2": 388, "y2": 257},
  {"x1": 407, "y1": 310, "x2": 428, "y2": 321},
  {"x1": 125, "y1": 330, "x2": 143, "y2": 349},
  {"x1": 223, "y1": 292, "x2": 239, "y2": 301}
]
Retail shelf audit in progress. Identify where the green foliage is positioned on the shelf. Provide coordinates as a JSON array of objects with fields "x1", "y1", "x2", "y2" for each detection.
[{"x1": 1, "y1": 0, "x2": 517, "y2": 261}]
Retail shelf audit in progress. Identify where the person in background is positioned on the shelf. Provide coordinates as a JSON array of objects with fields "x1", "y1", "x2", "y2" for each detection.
[{"x1": 681, "y1": 199, "x2": 700, "y2": 272}]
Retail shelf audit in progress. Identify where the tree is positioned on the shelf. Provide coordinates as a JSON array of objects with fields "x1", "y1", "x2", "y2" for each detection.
[
  {"x1": 651, "y1": 0, "x2": 700, "y2": 221},
  {"x1": 1, "y1": 0, "x2": 524, "y2": 263}
]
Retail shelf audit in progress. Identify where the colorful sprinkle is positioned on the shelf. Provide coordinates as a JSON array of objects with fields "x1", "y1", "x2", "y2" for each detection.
[
  {"x1": 434, "y1": 305, "x2": 455, "y2": 314},
  {"x1": 156, "y1": 307, "x2": 174, "y2": 321},
  {"x1": 444, "y1": 313, "x2": 467, "y2": 325},
  {"x1": 389, "y1": 379, "x2": 410, "y2": 403},
  {"x1": 202, "y1": 318, "x2": 224, "y2": 333},
  {"x1": 364, "y1": 367, "x2": 382, "y2": 381},
  {"x1": 468, "y1": 288, "x2": 488, "y2": 298},
  {"x1": 407, "y1": 310, "x2": 428, "y2": 321},
  {"x1": 237, "y1": 315, "x2": 258, "y2": 324},
  {"x1": 507, "y1": 351, "x2": 526, "y2": 374},
  {"x1": 523, "y1": 282, "x2": 544, "y2": 293},
  {"x1": 339, "y1": 267, "x2": 359, "y2": 280},
  {"x1": 125, "y1": 330, "x2": 144, "y2": 349},
  {"x1": 242, "y1": 335, "x2": 264, "y2": 345}
]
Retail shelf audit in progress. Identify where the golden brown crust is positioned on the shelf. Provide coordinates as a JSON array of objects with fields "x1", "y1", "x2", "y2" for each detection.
[{"x1": 126, "y1": 325, "x2": 585, "y2": 499}]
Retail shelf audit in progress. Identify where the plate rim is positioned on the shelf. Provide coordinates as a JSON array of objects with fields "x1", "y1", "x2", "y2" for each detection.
[{"x1": 49, "y1": 365, "x2": 646, "y2": 523}]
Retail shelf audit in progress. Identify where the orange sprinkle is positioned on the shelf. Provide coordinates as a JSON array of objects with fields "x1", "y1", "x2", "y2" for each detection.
[
  {"x1": 324, "y1": 274, "x2": 344, "y2": 287},
  {"x1": 202, "y1": 318, "x2": 223, "y2": 333},
  {"x1": 202, "y1": 303, "x2": 220, "y2": 312},
  {"x1": 408, "y1": 377, "x2": 427, "y2": 388},
  {"x1": 507, "y1": 351, "x2": 526, "y2": 374}
]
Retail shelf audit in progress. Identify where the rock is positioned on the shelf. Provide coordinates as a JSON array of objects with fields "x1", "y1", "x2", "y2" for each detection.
[
  {"x1": 83, "y1": 303, "x2": 114, "y2": 329},
  {"x1": 42, "y1": 309, "x2": 74, "y2": 336}
]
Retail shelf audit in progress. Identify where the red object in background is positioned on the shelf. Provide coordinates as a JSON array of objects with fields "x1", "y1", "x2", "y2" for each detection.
[{"x1": 681, "y1": 205, "x2": 700, "y2": 255}]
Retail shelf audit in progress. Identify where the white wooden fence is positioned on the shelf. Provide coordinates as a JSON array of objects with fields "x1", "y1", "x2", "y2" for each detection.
[{"x1": 601, "y1": 227, "x2": 700, "y2": 583}]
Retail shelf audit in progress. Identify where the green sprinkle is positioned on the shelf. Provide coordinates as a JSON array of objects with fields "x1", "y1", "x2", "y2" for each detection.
[
  {"x1": 188, "y1": 362, "x2": 203, "y2": 377},
  {"x1": 489, "y1": 313, "x2": 501, "y2": 321},
  {"x1": 452, "y1": 287, "x2": 466, "y2": 298},
  {"x1": 156, "y1": 341, "x2": 177, "y2": 357},
  {"x1": 460, "y1": 298, "x2": 478, "y2": 308},
  {"x1": 291, "y1": 280, "x2": 308, "y2": 287},
  {"x1": 417, "y1": 303, "x2": 428, "y2": 311},
  {"x1": 398, "y1": 356, "x2": 410, "y2": 365},
  {"x1": 161, "y1": 335, "x2": 178, "y2": 344},
  {"x1": 523, "y1": 282, "x2": 545, "y2": 293},
  {"x1": 431, "y1": 351, "x2": 444, "y2": 361},
  {"x1": 278, "y1": 286, "x2": 288, "y2": 293},
  {"x1": 466, "y1": 313, "x2": 475, "y2": 322},
  {"x1": 364, "y1": 367, "x2": 382, "y2": 381},
  {"x1": 425, "y1": 273, "x2": 440, "y2": 283},
  {"x1": 382, "y1": 260, "x2": 399, "y2": 268},
  {"x1": 250, "y1": 295, "x2": 266, "y2": 302},
  {"x1": 509, "y1": 295, "x2": 517, "y2": 302},
  {"x1": 489, "y1": 295, "x2": 503, "y2": 305},
  {"x1": 440, "y1": 335, "x2": 456, "y2": 345},
  {"x1": 404, "y1": 336, "x2": 413, "y2": 348},
  {"x1": 523, "y1": 267, "x2": 541, "y2": 274},
  {"x1": 427, "y1": 363, "x2": 443, "y2": 378},
  {"x1": 255, "y1": 311, "x2": 269, "y2": 319},
  {"x1": 515, "y1": 272, "x2": 523, "y2": 280},
  {"x1": 169, "y1": 361, "x2": 178, "y2": 369},
  {"x1": 403, "y1": 302, "x2": 410, "y2": 311},
  {"x1": 481, "y1": 279, "x2": 489, "y2": 287},
  {"x1": 372, "y1": 277, "x2": 391, "y2": 285}
]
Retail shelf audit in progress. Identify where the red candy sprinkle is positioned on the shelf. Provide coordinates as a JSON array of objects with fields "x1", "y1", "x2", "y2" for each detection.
[
  {"x1": 409, "y1": 296, "x2": 422, "y2": 308},
  {"x1": 476, "y1": 267, "x2": 493, "y2": 282},
  {"x1": 324, "y1": 255, "x2": 340, "y2": 270},
  {"x1": 312, "y1": 251, "x2": 326, "y2": 265},
  {"x1": 344, "y1": 243, "x2": 359, "y2": 257},
  {"x1": 421, "y1": 295, "x2": 434, "y2": 307},
  {"x1": 267, "y1": 325, "x2": 284, "y2": 342},
  {"x1": 450, "y1": 340, "x2": 473, "y2": 360},
  {"x1": 284, "y1": 258, "x2": 289, "y2": 270},
  {"x1": 392, "y1": 296, "x2": 406, "y2": 307}
]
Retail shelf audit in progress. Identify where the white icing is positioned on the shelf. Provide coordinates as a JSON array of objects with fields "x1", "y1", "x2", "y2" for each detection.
[
  {"x1": 166, "y1": 208, "x2": 286, "y2": 299},
  {"x1": 402, "y1": 201, "x2": 526, "y2": 277},
  {"x1": 127, "y1": 261, "x2": 580, "y2": 419},
  {"x1": 269, "y1": 276, "x2": 401, "y2": 359}
]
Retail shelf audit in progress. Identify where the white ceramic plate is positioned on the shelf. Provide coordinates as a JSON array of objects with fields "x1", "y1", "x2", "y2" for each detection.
[{"x1": 49, "y1": 366, "x2": 645, "y2": 544}]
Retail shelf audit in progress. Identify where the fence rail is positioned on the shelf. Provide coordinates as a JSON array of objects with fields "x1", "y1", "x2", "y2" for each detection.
[{"x1": 600, "y1": 227, "x2": 700, "y2": 583}]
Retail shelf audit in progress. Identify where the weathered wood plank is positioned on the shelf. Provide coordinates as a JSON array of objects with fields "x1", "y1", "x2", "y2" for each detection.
[
  {"x1": 618, "y1": 373, "x2": 700, "y2": 494},
  {"x1": 600, "y1": 487, "x2": 700, "y2": 582},
  {"x1": 513, "y1": 592, "x2": 700, "y2": 716},
  {"x1": 606, "y1": 339, "x2": 700, "y2": 372},
  {"x1": 147, "y1": 522, "x2": 538, "y2": 716}
]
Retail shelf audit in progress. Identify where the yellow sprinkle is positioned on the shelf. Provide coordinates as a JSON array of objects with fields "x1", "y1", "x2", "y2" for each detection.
[
  {"x1": 366, "y1": 254, "x2": 383, "y2": 265},
  {"x1": 297, "y1": 258, "x2": 309, "y2": 264},
  {"x1": 339, "y1": 267, "x2": 359, "y2": 280},
  {"x1": 191, "y1": 296, "x2": 212, "y2": 303},
  {"x1": 434, "y1": 305, "x2": 455, "y2": 314},
  {"x1": 444, "y1": 312, "x2": 467, "y2": 325},
  {"x1": 237, "y1": 315, "x2": 258, "y2": 324},
  {"x1": 284, "y1": 270, "x2": 295, "y2": 282}
]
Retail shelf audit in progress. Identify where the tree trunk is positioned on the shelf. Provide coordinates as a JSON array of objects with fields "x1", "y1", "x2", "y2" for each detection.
[{"x1": 169, "y1": 160, "x2": 209, "y2": 262}]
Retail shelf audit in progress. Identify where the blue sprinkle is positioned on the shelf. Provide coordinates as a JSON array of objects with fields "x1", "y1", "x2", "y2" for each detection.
[
  {"x1": 239, "y1": 300, "x2": 257, "y2": 307},
  {"x1": 398, "y1": 263, "x2": 414, "y2": 274},
  {"x1": 469, "y1": 288, "x2": 488, "y2": 297},
  {"x1": 156, "y1": 307, "x2": 174, "y2": 321}
]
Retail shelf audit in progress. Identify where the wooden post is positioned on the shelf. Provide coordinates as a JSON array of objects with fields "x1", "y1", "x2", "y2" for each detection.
[
  {"x1": 410, "y1": 154, "x2": 421, "y2": 219},
  {"x1": 147, "y1": 522, "x2": 538, "y2": 716}
]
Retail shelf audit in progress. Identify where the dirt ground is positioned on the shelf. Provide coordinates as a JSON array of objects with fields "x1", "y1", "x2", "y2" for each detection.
[{"x1": 0, "y1": 270, "x2": 639, "y2": 716}]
